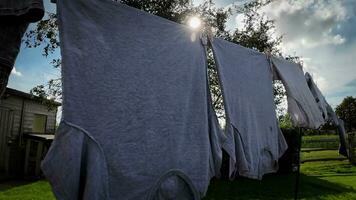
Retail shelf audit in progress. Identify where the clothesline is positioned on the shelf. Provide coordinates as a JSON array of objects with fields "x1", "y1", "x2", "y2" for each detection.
[{"x1": 35, "y1": 0, "x2": 348, "y2": 199}]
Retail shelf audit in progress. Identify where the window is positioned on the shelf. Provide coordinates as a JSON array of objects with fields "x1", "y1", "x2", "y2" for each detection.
[{"x1": 32, "y1": 114, "x2": 47, "y2": 133}]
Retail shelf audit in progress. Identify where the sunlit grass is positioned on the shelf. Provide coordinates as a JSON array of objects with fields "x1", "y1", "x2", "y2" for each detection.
[{"x1": 301, "y1": 150, "x2": 345, "y2": 160}]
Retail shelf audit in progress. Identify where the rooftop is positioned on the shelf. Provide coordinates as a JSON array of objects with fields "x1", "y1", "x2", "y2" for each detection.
[{"x1": 3, "y1": 87, "x2": 61, "y2": 106}]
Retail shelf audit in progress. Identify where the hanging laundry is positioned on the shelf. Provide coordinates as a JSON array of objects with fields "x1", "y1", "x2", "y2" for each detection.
[
  {"x1": 0, "y1": 0, "x2": 44, "y2": 97},
  {"x1": 210, "y1": 38, "x2": 288, "y2": 180},
  {"x1": 271, "y1": 57, "x2": 325, "y2": 129},
  {"x1": 42, "y1": 0, "x2": 223, "y2": 199},
  {"x1": 304, "y1": 72, "x2": 348, "y2": 157},
  {"x1": 336, "y1": 119, "x2": 349, "y2": 157}
]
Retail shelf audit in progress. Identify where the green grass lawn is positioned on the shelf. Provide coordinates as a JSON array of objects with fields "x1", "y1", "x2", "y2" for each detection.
[
  {"x1": 204, "y1": 160, "x2": 356, "y2": 200},
  {"x1": 301, "y1": 150, "x2": 345, "y2": 160},
  {"x1": 0, "y1": 135, "x2": 355, "y2": 200}
]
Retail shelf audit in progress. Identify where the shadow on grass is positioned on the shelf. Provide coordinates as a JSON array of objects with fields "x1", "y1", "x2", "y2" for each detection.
[{"x1": 203, "y1": 173, "x2": 356, "y2": 200}]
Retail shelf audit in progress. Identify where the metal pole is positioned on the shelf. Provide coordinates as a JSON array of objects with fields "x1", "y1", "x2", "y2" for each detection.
[{"x1": 294, "y1": 127, "x2": 303, "y2": 200}]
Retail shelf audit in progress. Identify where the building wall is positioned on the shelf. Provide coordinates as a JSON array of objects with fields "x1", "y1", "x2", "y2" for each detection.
[
  {"x1": 0, "y1": 94, "x2": 58, "y2": 176},
  {"x1": 0, "y1": 95, "x2": 22, "y2": 138},
  {"x1": 22, "y1": 100, "x2": 57, "y2": 133}
]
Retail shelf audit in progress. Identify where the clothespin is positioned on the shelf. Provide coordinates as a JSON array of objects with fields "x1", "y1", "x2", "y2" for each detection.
[
  {"x1": 206, "y1": 27, "x2": 213, "y2": 43},
  {"x1": 264, "y1": 49, "x2": 272, "y2": 59},
  {"x1": 264, "y1": 50, "x2": 280, "y2": 80},
  {"x1": 200, "y1": 32, "x2": 208, "y2": 47},
  {"x1": 200, "y1": 27, "x2": 214, "y2": 47},
  {"x1": 264, "y1": 49, "x2": 272, "y2": 66}
]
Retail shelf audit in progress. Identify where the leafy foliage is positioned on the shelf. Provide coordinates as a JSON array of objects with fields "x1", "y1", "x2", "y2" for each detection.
[
  {"x1": 30, "y1": 78, "x2": 61, "y2": 111},
  {"x1": 336, "y1": 96, "x2": 356, "y2": 132},
  {"x1": 119, "y1": 0, "x2": 191, "y2": 23},
  {"x1": 279, "y1": 113, "x2": 293, "y2": 129},
  {"x1": 24, "y1": 13, "x2": 59, "y2": 57}
]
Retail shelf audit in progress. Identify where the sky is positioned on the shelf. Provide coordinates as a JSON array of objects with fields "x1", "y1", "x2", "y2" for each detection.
[{"x1": 8, "y1": 0, "x2": 356, "y2": 109}]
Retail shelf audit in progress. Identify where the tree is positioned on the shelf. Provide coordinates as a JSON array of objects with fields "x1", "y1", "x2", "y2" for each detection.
[
  {"x1": 336, "y1": 96, "x2": 356, "y2": 132},
  {"x1": 25, "y1": 0, "x2": 287, "y2": 117}
]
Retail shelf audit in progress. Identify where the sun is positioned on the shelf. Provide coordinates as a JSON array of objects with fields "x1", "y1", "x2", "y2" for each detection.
[{"x1": 188, "y1": 16, "x2": 202, "y2": 29}]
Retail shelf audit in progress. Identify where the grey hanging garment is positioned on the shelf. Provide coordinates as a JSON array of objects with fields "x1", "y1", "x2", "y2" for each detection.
[
  {"x1": 271, "y1": 57, "x2": 325, "y2": 129},
  {"x1": 305, "y1": 72, "x2": 348, "y2": 157},
  {"x1": 42, "y1": 0, "x2": 222, "y2": 199},
  {"x1": 337, "y1": 119, "x2": 349, "y2": 157},
  {"x1": 0, "y1": 0, "x2": 44, "y2": 97},
  {"x1": 210, "y1": 38, "x2": 288, "y2": 180}
]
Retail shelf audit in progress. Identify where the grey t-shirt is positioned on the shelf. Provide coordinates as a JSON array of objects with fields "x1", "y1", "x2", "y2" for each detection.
[
  {"x1": 42, "y1": 0, "x2": 222, "y2": 199},
  {"x1": 211, "y1": 38, "x2": 288, "y2": 180},
  {"x1": 271, "y1": 57, "x2": 325, "y2": 129}
]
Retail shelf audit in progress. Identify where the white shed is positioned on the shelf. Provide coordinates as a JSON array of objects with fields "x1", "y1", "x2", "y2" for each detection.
[{"x1": 0, "y1": 87, "x2": 60, "y2": 179}]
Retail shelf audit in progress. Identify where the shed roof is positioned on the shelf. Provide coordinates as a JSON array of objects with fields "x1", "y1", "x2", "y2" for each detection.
[{"x1": 4, "y1": 87, "x2": 61, "y2": 106}]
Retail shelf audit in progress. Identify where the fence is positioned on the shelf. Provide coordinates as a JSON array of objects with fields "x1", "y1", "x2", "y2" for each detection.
[{"x1": 301, "y1": 134, "x2": 348, "y2": 163}]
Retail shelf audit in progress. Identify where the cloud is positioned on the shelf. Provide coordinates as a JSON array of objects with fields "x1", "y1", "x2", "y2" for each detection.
[
  {"x1": 345, "y1": 79, "x2": 356, "y2": 88},
  {"x1": 262, "y1": 0, "x2": 348, "y2": 50},
  {"x1": 334, "y1": 79, "x2": 356, "y2": 97},
  {"x1": 327, "y1": 79, "x2": 356, "y2": 106},
  {"x1": 11, "y1": 67, "x2": 22, "y2": 77},
  {"x1": 254, "y1": 0, "x2": 356, "y2": 107}
]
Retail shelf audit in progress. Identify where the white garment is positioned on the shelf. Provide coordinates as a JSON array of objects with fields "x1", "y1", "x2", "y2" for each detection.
[
  {"x1": 271, "y1": 57, "x2": 325, "y2": 129},
  {"x1": 211, "y1": 38, "x2": 288, "y2": 180}
]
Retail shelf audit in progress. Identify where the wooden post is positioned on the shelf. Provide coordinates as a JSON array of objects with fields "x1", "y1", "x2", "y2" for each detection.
[
  {"x1": 294, "y1": 128, "x2": 303, "y2": 200},
  {"x1": 349, "y1": 132, "x2": 356, "y2": 165}
]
